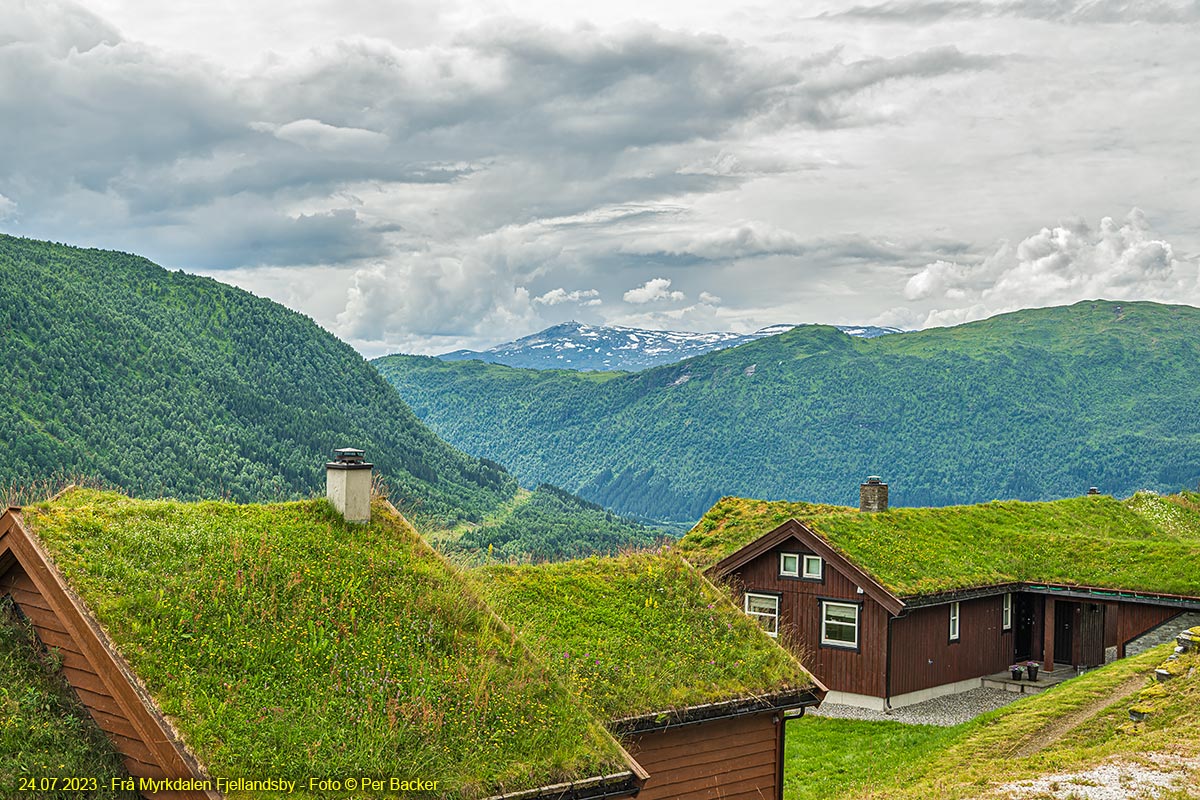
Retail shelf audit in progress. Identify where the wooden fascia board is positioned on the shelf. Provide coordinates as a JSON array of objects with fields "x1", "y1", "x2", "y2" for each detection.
[
  {"x1": 707, "y1": 519, "x2": 906, "y2": 615},
  {"x1": 0, "y1": 511, "x2": 15, "y2": 576},
  {"x1": 5, "y1": 511, "x2": 219, "y2": 798}
]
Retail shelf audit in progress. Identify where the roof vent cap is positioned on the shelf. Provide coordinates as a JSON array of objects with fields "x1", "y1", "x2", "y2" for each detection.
[{"x1": 332, "y1": 447, "x2": 366, "y2": 465}]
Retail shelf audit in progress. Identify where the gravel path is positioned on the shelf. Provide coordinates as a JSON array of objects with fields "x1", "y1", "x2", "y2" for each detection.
[
  {"x1": 809, "y1": 687, "x2": 1020, "y2": 726},
  {"x1": 994, "y1": 755, "x2": 1200, "y2": 799}
]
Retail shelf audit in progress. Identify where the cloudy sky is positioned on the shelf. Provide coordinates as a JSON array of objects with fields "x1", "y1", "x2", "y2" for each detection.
[{"x1": 3, "y1": 0, "x2": 1198, "y2": 355}]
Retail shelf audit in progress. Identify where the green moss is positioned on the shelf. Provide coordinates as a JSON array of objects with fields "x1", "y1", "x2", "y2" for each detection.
[
  {"x1": 0, "y1": 599, "x2": 132, "y2": 799},
  {"x1": 23, "y1": 489, "x2": 627, "y2": 799},
  {"x1": 473, "y1": 552, "x2": 814, "y2": 720},
  {"x1": 681, "y1": 493, "x2": 1200, "y2": 596}
]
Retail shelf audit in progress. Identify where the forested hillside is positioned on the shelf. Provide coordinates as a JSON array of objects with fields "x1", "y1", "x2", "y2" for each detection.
[
  {"x1": 451, "y1": 484, "x2": 662, "y2": 561},
  {"x1": 375, "y1": 301, "x2": 1200, "y2": 523},
  {"x1": 0, "y1": 234, "x2": 517, "y2": 525}
]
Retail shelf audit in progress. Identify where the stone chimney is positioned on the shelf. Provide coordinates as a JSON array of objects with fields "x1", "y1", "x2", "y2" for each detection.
[
  {"x1": 326, "y1": 447, "x2": 373, "y2": 523},
  {"x1": 860, "y1": 476, "x2": 888, "y2": 513}
]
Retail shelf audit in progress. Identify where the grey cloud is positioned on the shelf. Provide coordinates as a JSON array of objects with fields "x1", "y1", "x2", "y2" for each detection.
[
  {"x1": 829, "y1": 0, "x2": 1200, "y2": 24},
  {"x1": 0, "y1": 0, "x2": 120, "y2": 55},
  {"x1": 621, "y1": 224, "x2": 971, "y2": 265}
]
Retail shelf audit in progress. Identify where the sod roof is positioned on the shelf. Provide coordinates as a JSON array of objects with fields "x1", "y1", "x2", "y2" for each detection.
[
  {"x1": 21, "y1": 489, "x2": 629, "y2": 799},
  {"x1": 473, "y1": 551, "x2": 816, "y2": 724},
  {"x1": 681, "y1": 492, "x2": 1200, "y2": 598}
]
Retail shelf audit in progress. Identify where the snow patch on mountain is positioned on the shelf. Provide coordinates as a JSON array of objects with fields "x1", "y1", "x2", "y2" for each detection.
[{"x1": 438, "y1": 321, "x2": 903, "y2": 372}]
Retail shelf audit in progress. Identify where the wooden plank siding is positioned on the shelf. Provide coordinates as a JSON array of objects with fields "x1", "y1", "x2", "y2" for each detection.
[
  {"x1": 624, "y1": 712, "x2": 782, "y2": 800},
  {"x1": 1114, "y1": 603, "x2": 1181, "y2": 656},
  {"x1": 0, "y1": 509, "x2": 217, "y2": 799},
  {"x1": 889, "y1": 595, "x2": 1015, "y2": 696},
  {"x1": 727, "y1": 536, "x2": 887, "y2": 697}
]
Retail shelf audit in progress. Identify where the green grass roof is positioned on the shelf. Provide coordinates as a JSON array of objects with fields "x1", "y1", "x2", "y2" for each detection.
[
  {"x1": 22, "y1": 489, "x2": 628, "y2": 798},
  {"x1": 473, "y1": 552, "x2": 815, "y2": 722},
  {"x1": 678, "y1": 497, "x2": 855, "y2": 569},
  {"x1": 681, "y1": 492, "x2": 1200, "y2": 597}
]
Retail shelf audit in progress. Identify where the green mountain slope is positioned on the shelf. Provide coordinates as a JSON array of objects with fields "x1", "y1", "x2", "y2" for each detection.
[
  {"x1": 0, "y1": 234, "x2": 515, "y2": 525},
  {"x1": 374, "y1": 301, "x2": 1200, "y2": 523}
]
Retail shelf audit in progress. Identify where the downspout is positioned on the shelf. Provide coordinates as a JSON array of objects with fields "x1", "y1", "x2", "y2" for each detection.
[{"x1": 884, "y1": 614, "x2": 894, "y2": 710}]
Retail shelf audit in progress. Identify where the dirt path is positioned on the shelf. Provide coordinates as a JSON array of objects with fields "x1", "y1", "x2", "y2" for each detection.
[{"x1": 1011, "y1": 674, "x2": 1147, "y2": 758}]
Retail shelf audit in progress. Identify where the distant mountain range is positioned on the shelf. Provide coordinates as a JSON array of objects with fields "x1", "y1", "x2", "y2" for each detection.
[
  {"x1": 438, "y1": 321, "x2": 903, "y2": 371},
  {"x1": 375, "y1": 301, "x2": 1200, "y2": 524}
]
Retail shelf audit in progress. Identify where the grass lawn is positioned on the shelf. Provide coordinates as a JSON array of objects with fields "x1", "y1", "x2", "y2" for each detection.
[
  {"x1": 783, "y1": 638, "x2": 1198, "y2": 800},
  {"x1": 783, "y1": 715, "x2": 952, "y2": 800}
]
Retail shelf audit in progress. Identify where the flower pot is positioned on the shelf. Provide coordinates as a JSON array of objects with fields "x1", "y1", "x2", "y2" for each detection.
[
  {"x1": 1010, "y1": 668, "x2": 1023, "y2": 681},
  {"x1": 1026, "y1": 665, "x2": 1039, "y2": 681}
]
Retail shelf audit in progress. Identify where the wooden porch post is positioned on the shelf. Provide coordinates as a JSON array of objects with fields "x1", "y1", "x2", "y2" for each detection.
[{"x1": 1043, "y1": 596, "x2": 1055, "y2": 673}]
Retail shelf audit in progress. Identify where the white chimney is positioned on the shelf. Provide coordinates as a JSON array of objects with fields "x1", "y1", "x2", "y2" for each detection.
[{"x1": 326, "y1": 447, "x2": 373, "y2": 523}]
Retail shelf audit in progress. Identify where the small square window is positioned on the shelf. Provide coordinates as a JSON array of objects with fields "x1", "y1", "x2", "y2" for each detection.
[
  {"x1": 821, "y1": 601, "x2": 859, "y2": 648},
  {"x1": 802, "y1": 555, "x2": 823, "y2": 580},
  {"x1": 745, "y1": 593, "x2": 779, "y2": 637},
  {"x1": 1002, "y1": 593, "x2": 1012, "y2": 631},
  {"x1": 949, "y1": 601, "x2": 961, "y2": 641},
  {"x1": 780, "y1": 553, "x2": 800, "y2": 577}
]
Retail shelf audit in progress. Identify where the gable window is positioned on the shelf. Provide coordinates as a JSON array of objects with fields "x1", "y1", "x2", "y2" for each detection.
[
  {"x1": 820, "y1": 601, "x2": 859, "y2": 649},
  {"x1": 1002, "y1": 593, "x2": 1012, "y2": 631},
  {"x1": 802, "y1": 555, "x2": 823, "y2": 580},
  {"x1": 745, "y1": 593, "x2": 780, "y2": 637},
  {"x1": 780, "y1": 553, "x2": 800, "y2": 577},
  {"x1": 949, "y1": 601, "x2": 961, "y2": 641}
]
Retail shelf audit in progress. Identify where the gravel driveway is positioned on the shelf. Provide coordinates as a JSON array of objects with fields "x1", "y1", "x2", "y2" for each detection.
[{"x1": 808, "y1": 687, "x2": 1020, "y2": 726}]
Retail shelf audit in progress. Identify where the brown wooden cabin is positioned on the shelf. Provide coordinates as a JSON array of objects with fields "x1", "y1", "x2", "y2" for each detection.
[
  {"x1": 708, "y1": 516, "x2": 1198, "y2": 708},
  {"x1": 0, "y1": 506, "x2": 216, "y2": 799},
  {"x1": 611, "y1": 691, "x2": 819, "y2": 800}
]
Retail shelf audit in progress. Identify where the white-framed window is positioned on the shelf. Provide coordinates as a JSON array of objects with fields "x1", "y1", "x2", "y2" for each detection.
[
  {"x1": 1002, "y1": 593, "x2": 1012, "y2": 631},
  {"x1": 821, "y1": 601, "x2": 859, "y2": 648},
  {"x1": 949, "y1": 601, "x2": 961, "y2": 641},
  {"x1": 802, "y1": 555, "x2": 823, "y2": 580},
  {"x1": 745, "y1": 593, "x2": 780, "y2": 637},
  {"x1": 780, "y1": 553, "x2": 800, "y2": 577}
]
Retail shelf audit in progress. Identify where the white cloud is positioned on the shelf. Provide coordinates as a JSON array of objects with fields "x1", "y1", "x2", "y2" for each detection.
[
  {"x1": 699, "y1": 290, "x2": 722, "y2": 304},
  {"x1": 0, "y1": 193, "x2": 15, "y2": 220},
  {"x1": 254, "y1": 119, "x2": 389, "y2": 152},
  {"x1": 903, "y1": 209, "x2": 1200, "y2": 328},
  {"x1": 623, "y1": 277, "x2": 686, "y2": 304},
  {"x1": 533, "y1": 288, "x2": 601, "y2": 306}
]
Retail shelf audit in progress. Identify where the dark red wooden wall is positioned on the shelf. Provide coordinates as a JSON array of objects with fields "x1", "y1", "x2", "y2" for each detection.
[
  {"x1": 624, "y1": 712, "x2": 782, "y2": 800},
  {"x1": 727, "y1": 536, "x2": 887, "y2": 697},
  {"x1": 890, "y1": 594, "x2": 1015, "y2": 696}
]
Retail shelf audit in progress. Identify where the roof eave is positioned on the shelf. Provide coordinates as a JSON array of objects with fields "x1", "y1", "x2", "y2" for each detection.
[
  {"x1": 607, "y1": 686, "x2": 823, "y2": 736},
  {"x1": 484, "y1": 771, "x2": 643, "y2": 800}
]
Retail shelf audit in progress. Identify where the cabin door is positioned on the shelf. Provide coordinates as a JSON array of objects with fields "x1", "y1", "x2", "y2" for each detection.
[
  {"x1": 1054, "y1": 602, "x2": 1075, "y2": 666},
  {"x1": 1013, "y1": 594, "x2": 1036, "y2": 661},
  {"x1": 1076, "y1": 603, "x2": 1106, "y2": 668}
]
